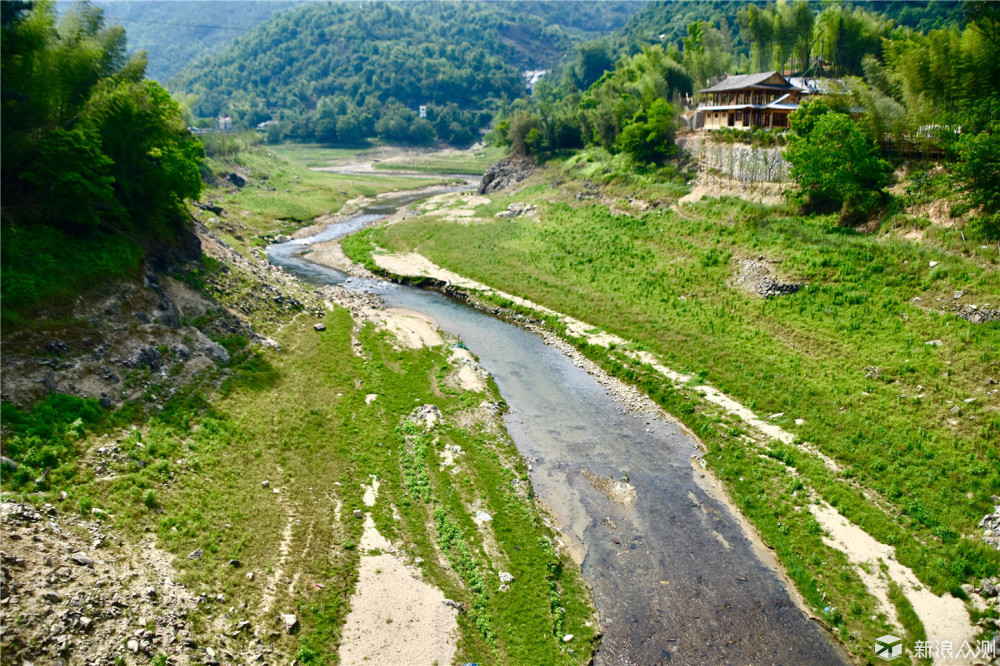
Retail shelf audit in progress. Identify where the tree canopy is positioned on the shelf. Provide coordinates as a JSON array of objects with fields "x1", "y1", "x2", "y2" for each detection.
[
  {"x1": 785, "y1": 104, "x2": 891, "y2": 221},
  {"x1": 169, "y1": 1, "x2": 640, "y2": 147},
  {"x1": 1, "y1": 0, "x2": 202, "y2": 237}
]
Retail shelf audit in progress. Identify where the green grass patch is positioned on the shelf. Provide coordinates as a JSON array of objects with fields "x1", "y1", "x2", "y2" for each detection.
[
  {"x1": 347, "y1": 158, "x2": 1000, "y2": 655},
  {"x1": 1, "y1": 223, "x2": 143, "y2": 328},
  {"x1": 372, "y1": 145, "x2": 504, "y2": 175}
]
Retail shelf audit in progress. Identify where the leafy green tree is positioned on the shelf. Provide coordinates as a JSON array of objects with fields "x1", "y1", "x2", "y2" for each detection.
[
  {"x1": 20, "y1": 128, "x2": 119, "y2": 231},
  {"x1": 575, "y1": 40, "x2": 615, "y2": 90},
  {"x1": 615, "y1": 98, "x2": 677, "y2": 164},
  {"x1": 953, "y1": 124, "x2": 1000, "y2": 239},
  {"x1": 682, "y1": 20, "x2": 731, "y2": 90},
  {"x1": 507, "y1": 111, "x2": 542, "y2": 156},
  {"x1": 580, "y1": 45, "x2": 690, "y2": 151},
  {"x1": 814, "y1": 5, "x2": 894, "y2": 76},
  {"x1": 785, "y1": 111, "x2": 891, "y2": 221},
  {"x1": 737, "y1": 4, "x2": 774, "y2": 71},
  {"x1": 2, "y1": 1, "x2": 201, "y2": 236},
  {"x1": 882, "y1": 22, "x2": 1000, "y2": 133}
]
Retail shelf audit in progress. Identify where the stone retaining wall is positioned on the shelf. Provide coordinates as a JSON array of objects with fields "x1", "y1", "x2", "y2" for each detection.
[{"x1": 677, "y1": 136, "x2": 790, "y2": 183}]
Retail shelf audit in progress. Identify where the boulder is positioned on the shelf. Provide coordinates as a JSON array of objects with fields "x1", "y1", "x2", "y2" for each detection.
[
  {"x1": 478, "y1": 157, "x2": 535, "y2": 195},
  {"x1": 202, "y1": 340, "x2": 230, "y2": 366}
]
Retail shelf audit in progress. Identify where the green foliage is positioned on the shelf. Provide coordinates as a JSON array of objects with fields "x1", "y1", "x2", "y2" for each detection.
[
  {"x1": 737, "y1": 1, "x2": 814, "y2": 74},
  {"x1": 433, "y1": 508, "x2": 496, "y2": 647},
  {"x1": 398, "y1": 425, "x2": 432, "y2": 502},
  {"x1": 615, "y1": 98, "x2": 678, "y2": 164},
  {"x1": 503, "y1": 44, "x2": 688, "y2": 161},
  {"x1": 812, "y1": 4, "x2": 894, "y2": 76},
  {"x1": 2, "y1": 1, "x2": 203, "y2": 237},
  {"x1": 954, "y1": 125, "x2": 1000, "y2": 241},
  {"x1": 580, "y1": 45, "x2": 690, "y2": 152},
  {"x1": 170, "y1": 2, "x2": 638, "y2": 147},
  {"x1": 1, "y1": 393, "x2": 105, "y2": 491},
  {"x1": 19, "y1": 127, "x2": 118, "y2": 231},
  {"x1": 1, "y1": 222, "x2": 143, "y2": 323},
  {"x1": 953, "y1": 124, "x2": 1000, "y2": 232},
  {"x1": 882, "y1": 21, "x2": 1000, "y2": 133},
  {"x1": 785, "y1": 110, "x2": 891, "y2": 221},
  {"x1": 682, "y1": 19, "x2": 732, "y2": 90}
]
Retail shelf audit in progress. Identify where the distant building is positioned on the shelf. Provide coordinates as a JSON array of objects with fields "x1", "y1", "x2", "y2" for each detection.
[
  {"x1": 218, "y1": 114, "x2": 233, "y2": 131},
  {"x1": 256, "y1": 119, "x2": 279, "y2": 132},
  {"x1": 418, "y1": 105, "x2": 427, "y2": 119},
  {"x1": 695, "y1": 72, "x2": 812, "y2": 131}
]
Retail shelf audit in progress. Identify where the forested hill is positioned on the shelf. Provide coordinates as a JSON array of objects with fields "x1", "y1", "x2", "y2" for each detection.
[
  {"x1": 598, "y1": 0, "x2": 965, "y2": 69},
  {"x1": 93, "y1": 0, "x2": 301, "y2": 82},
  {"x1": 169, "y1": 1, "x2": 640, "y2": 146}
]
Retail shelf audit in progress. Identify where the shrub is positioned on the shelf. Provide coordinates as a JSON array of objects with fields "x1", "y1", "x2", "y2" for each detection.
[
  {"x1": 785, "y1": 112, "x2": 891, "y2": 222},
  {"x1": 954, "y1": 123, "x2": 1000, "y2": 239}
]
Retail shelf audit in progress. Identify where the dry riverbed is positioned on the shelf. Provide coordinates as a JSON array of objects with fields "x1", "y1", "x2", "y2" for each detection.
[{"x1": 303, "y1": 232, "x2": 985, "y2": 661}]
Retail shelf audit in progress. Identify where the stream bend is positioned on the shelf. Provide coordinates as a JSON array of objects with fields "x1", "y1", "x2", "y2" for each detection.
[{"x1": 267, "y1": 188, "x2": 849, "y2": 665}]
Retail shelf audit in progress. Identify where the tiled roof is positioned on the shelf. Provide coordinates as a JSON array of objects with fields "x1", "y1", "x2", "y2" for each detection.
[{"x1": 699, "y1": 71, "x2": 801, "y2": 93}]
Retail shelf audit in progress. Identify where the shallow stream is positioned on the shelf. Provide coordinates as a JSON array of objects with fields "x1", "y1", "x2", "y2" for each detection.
[{"x1": 267, "y1": 188, "x2": 848, "y2": 665}]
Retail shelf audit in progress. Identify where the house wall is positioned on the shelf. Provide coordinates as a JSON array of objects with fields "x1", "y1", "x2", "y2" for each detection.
[{"x1": 698, "y1": 109, "x2": 792, "y2": 131}]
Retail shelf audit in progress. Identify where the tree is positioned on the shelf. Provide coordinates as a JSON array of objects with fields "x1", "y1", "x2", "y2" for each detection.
[
  {"x1": 785, "y1": 111, "x2": 891, "y2": 222},
  {"x1": 953, "y1": 124, "x2": 1000, "y2": 239},
  {"x1": 575, "y1": 40, "x2": 614, "y2": 90},
  {"x1": 682, "y1": 20, "x2": 731, "y2": 89},
  {"x1": 738, "y1": 4, "x2": 774, "y2": 71},
  {"x1": 579, "y1": 45, "x2": 690, "y2": 151},
  {"x1": 616, "y1": 98, "x2": 677, "y2": 164},
  {"x1": 1, "y1": 1, "x2": 201, "y2": 236}
]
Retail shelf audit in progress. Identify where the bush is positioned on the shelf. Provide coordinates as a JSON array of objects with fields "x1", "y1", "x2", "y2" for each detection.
[
  {"x1": 954, "y1": 123, "x2": 1000, "y2": 219},
  {"x1": 785, "y1": 111, "x2": 891, "y2": 222},
  {"x1": 615, "y1": 98, "x2": 678, "y2": 164}
]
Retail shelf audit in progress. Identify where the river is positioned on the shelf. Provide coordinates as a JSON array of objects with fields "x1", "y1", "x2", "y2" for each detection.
[{"x1": 267, "y1": 187, "x2": 849, "y2": 665}]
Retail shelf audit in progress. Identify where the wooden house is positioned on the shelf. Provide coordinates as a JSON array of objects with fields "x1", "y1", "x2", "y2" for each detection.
[{"x1": 694, "y1": 72, "x2": 812, "y2": 131}]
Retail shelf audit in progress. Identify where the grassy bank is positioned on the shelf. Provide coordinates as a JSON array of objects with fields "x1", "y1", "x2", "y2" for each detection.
[
  {"x1": 342, "y1": 152, "x2": 1000, "y2": 657},
  {"x1": 2, "y1": 145, "x2": 598, "y2": 663},
  {"x1": 197, "y1": 145, "x2": 454, "y2": 258}
]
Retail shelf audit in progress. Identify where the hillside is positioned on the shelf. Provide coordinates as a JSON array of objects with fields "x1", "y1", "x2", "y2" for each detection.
[
  {"x1": 169, "y1": 1, "x2": 640, "y2": 145},
  {"x1": 91, "y1": 0, "x2": 301, "y2": 82}
]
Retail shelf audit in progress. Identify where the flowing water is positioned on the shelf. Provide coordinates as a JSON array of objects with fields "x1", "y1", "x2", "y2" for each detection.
[{"x1": 267, "y1": 188, "x2": 848, "y2": 665}]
